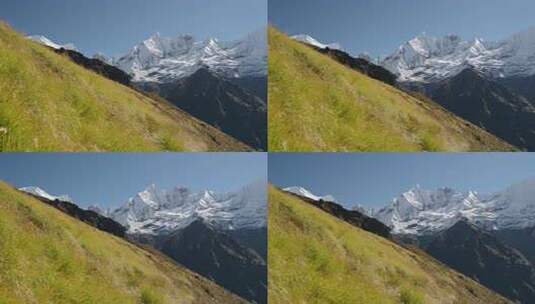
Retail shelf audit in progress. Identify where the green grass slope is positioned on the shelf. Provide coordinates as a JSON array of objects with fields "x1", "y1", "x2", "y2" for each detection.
[
  {"x1": 0, "y1": 22, "x2": 249, "y2": 151},
  {"x1": 268, "y1": 27, "x2": 514, "y2": 151},
  {"x1": 268, "y1": 186, "x2": 511, "y2": 304},
  {"x1": 0, "y1": 181, "x2": 246, "y2": 304}
]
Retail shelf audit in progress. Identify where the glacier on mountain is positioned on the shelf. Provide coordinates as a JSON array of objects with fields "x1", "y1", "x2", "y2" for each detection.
[
  {"x1": 108, "y1": 180, "x2": 267, "y2": 235},
  {"x1": 112, "y1": 28, "x2": 267, "y2": 83},
  {"x1": 381, "y1": 27, "x2": 535, "y2": 82},
  {"x1": 373, "y1": 179, "x2": 535, "y2": 235}
]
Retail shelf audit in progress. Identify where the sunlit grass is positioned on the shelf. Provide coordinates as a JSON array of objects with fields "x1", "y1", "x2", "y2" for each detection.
[{"x1": 0, "y1": 22, "x2": 245, "y2": 152}]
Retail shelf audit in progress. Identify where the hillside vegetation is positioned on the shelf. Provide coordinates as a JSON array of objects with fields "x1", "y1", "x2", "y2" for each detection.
[
  {"x1": 268, "y1": 186, "x2": 511, "y2": 304},
  {"x1": 0, "y1": 22, "x2": 248, "y2": 151},
  {"x1": 268, "y1": 27, "x2": 514, "y2": 151},
  {"x1": 0, "y1": 181, "x2": 246, "y2": 304}
]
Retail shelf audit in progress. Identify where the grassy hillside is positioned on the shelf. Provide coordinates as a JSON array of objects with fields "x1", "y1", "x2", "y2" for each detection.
[
  {"x1": 0, "y1": 181, "x2": 246, "y2": 304},
  {"x1": 0, "y1": 22, "x2": 249, "y2": 151},
  {"x1": 268, "y1": 27, "x2": 514, "y2": 151},
  {"x1": 268, "y1": 186, "x2": 511, "y2": 304}
]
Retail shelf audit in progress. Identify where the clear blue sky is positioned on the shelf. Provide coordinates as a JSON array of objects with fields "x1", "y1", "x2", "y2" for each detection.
[
  {"x1": 0, "y1": 153, "x2": 266, "y2": 209},
  {"x1": 269, "y1": 0, "x2": 535, "y2": 57},
  {"x1": 0, "y1": 0, "x2": 266, "y2": 56},
  {"x1": 269, "y1": 153, "x2": 535, "y2": 208}
]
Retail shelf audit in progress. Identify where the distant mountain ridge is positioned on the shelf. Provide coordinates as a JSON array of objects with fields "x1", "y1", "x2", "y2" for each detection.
[
  {"x1": 371, "y1": 178, "x2": 535, "y2": 236},
  {"x1": 112, "y1": 29, "x2": 267, "y2": 83},
  {"x1": 381, "y1": 27, "x2": 535, "y2": 83}
]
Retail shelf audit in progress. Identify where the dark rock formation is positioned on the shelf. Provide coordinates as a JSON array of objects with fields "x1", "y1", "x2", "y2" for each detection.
[
  {"x1": 286, "y1": 191, "x2": 391, "y2": 238},
  {"x1": 53, "y1": 48, "x2": 132, "y2": 86},
  {"x1": 307, "y1": 45, "x2": 398, "y2": 86},
  {"x1": 427, "y1": 220, "x2": 535, "y2": 303},
  {"x1": 137, "y1": 68, "x2": 267, "y2": 150},
  {"x1": 24, "y1": 192, "x2": 126, "y2": 238}
]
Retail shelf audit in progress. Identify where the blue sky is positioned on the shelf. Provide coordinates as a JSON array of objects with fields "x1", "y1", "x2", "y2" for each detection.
[
  {"x1": 0, "y1": 153, "x2": 266, "y2": 209},
  {"x1": 269, "y1": 153, "x2": 535, "y2": 208},
  {"x1": 0, "y1": 0, "x2": 266, "y2": 56},
  {"x1": 269, "y1": 0, "x2": 535, "y2": 57}
]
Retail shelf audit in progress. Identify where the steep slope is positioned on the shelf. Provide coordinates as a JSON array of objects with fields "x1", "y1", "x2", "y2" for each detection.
[
  {"x1": 138, "y1": 68, "x2": 267, "y2": 150},
  {"x1": 499, "y1": 74, "x2": 535, "y2": 103},
  {"x1": 268, "y1": 27, "x2": 514, "y2": 152},
  {"x1": 268, "y1": 186, "x2": 511, "y2": 304},
  {"x1": 155, "y1": 220, "x2": 266, "y2": 304},
  {"x1": 20, "y1": 189, "x2": 126, "y2": 238},
  {"x1": 303, "y1": 42, "x2": 397, "y2": 86},
  {"x1": 427, "y1": 220, "x2": 535, "y2": 303},
  {"x1": 430, "y1": 68, "x2": 535, "y2": 150},
  {"x1": 495, "y1": 226, "x2": 535, "y2": 264},
  {"x1": 52, "y1": 47, "x2": 132, "y2": 86},
  {"x1": 0, "y1": 181, "x2": 245, "y2": 304},
  {"x1": 0, "y1": 22, "x2": 248, "y2": 151}
]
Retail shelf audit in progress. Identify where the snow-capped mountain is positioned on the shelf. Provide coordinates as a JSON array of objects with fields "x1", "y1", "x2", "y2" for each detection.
[
  {"x1": 27, "y1": 35, "x2": 77, "y2": 51},
  {"x1": 283, "y1": 186, "x2": 337, "y2": 203},
  {"x1": 373, "y1": 179, "x2": 535, "y2": 235},
  {"x1": 19, "y1": 186, "x2": 74, "y2": 203},
  {"x1": 113, "y1": 28, "x2": 267, "y2": 83},
  {"x1": 291, "y1": 34, "x2": 341, "y2": 50},
  {"x1": 109, "y1": 180, "x2": 266, "y2": 235},
  {"x1": 381, "y1": 27, "x2": 535, "y2": 83}
]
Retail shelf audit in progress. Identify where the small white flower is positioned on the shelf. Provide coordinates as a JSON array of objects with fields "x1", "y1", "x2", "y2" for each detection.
[{"x1": 0, "y1": 127, "x2": 7, "y2": 134}]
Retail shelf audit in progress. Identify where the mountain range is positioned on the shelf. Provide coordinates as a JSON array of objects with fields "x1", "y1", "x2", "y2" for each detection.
[
  {"x1": 380, "y1": 27, "x2": 535, "y2": 83},
  {"x1": 380, "y1": 27, "x2": 535, "y2": 150},
  {"x1": 20, "y1": 182, "x2": 267, "y2": 304}
]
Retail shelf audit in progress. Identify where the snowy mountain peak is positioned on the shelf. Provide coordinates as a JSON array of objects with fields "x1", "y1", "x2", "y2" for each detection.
[
  {"x1": 27, "y1": 35, "x2": 78, "y2": 51},
  {"x1": 19, "y1": 186, "x2": 74, "y2": 203},
  {"x1": 113, "y1": 29, "x2": 266, "y2": 83},
  {"x1": 381, "y1": 27, "x2": 535, "y2": 82},
  {"x1": 372, "y1": 179, "x2": 535, "y2": 235},
  {"x1": 291, "y1": 34, "x2": 341, "y2": 50},
  {"x1": 283, "y1": 186, "x2": 337, "y2": 203},
  {"x1": 109, "y1": 181, "x2": 267, "y2": 235}
]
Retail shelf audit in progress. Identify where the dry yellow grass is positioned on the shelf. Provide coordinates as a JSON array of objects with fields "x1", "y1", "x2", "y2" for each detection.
[{"x1": 0, "y1": 21, "x2": 249, "y2": 152}]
